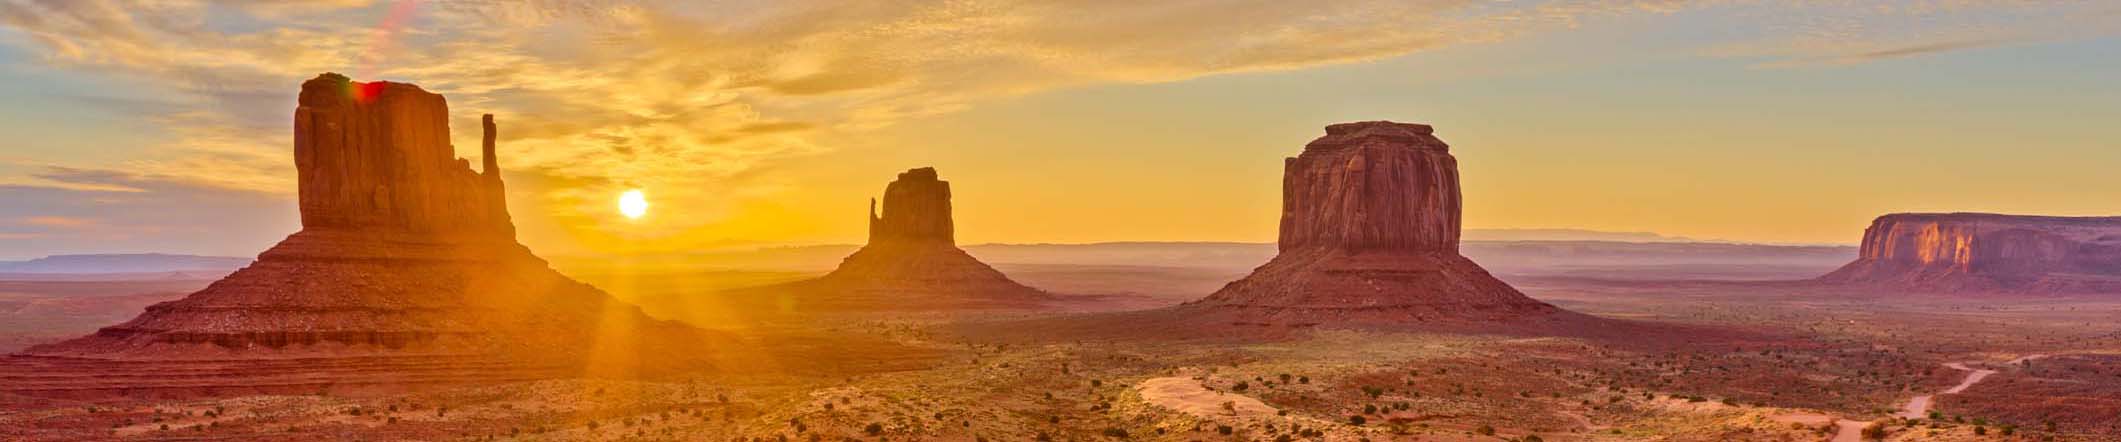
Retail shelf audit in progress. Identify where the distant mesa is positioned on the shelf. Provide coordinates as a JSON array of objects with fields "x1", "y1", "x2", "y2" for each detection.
[
  {"x1": 1176, "y1": 121, "x2": 1576, "y2": 326},
  {"x1": 725, "y1": 167, "x2": 1050, "y2": 312},
  {"x1": 1819, "y1": 213, "x2": 2121, "y2": 294},
  {"x1": 6, "y1": 73, "x2": 716, "y2": 397},
  {"x1": 0, "y1": 253, "x2": 250, "y2": 274}
]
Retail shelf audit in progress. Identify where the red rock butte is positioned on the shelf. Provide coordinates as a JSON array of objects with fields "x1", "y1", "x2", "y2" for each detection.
[
  {"x1": 3, "y1": 73, "x2": 716, "y2": 397},
  {"x1": 1179, "y1": 121, "x2": 1570, "y2": 326},
  {"x1": 1820, "y1": 213, "x2": 2121, "y2": 294},
  {"x1": 726, "y1": 167, "x2": 1049, "y2": 312}
]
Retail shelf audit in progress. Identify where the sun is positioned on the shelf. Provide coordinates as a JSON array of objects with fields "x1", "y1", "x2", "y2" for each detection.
[{"x1": 618, "y1": 189, "x2": 648, "y2": 219}]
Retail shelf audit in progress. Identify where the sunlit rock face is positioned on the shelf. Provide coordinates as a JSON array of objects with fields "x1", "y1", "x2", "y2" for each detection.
[
  {"x1": 729, "y1": 167, "x2": 1048, "y2": 312},
  {"x1": 1820, "y1": 213, "x2": 2121, "y2": 293},
  {"x1": 1186, "y1": 121, "x2": 1564, "y2": 325},
  {"x1": 294, "y1": 73, "x2": 512, "y2": 239},
  {"x1": 15, "y1": 74, "x2": 710, "y2": 392},
  {"x1": 1278, "y1": 121, "x2": 1461, "y2": 253}
]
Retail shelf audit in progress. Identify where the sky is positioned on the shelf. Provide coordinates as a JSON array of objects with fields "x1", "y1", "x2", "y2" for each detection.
[{"x1": 0, "y1": 0, "x2": 2117, "y2": 259}]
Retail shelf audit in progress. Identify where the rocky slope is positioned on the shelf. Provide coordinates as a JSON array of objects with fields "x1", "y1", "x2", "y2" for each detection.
[
  {"x1": 1819, "y1": 213, "x2": 2121, "y2": 293},
  {"x1": 1179, "y1": 121, "x2": 1571, "y2": 326},
  {"x1": 6, "y1": 74, "x2": 717, "y2": 396},
  {"x1": 725, "y1": 168, "x2": 1048, "y2": 312}
]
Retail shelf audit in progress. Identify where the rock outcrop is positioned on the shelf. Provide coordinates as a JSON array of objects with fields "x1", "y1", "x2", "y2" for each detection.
[
  {"x1": 1819, "y1": 213, "x2": 2121, "y2": 294},
  {"x1": 6, "y1": 74, "x2": 715, "y2": 396},
  {"x1": 1180, "y1": 121, "x2": 1566, "y2": 326},
  {"x1": 727, "y1": 168, "x2": 1048, "y2": 312},
  {"x1": 868, "y1": 167, "x2": 955, "y2": 245}
]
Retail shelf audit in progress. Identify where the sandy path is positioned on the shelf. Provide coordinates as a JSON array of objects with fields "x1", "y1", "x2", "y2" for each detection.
[
  {"x1": 1137, "y1": 377, "x2": 1278, "y2": 419},
  {"x1": 1893, "y1": 355, "x2": 2044, "y2": 420},
  {"x1": 1770, "y1": 354, "x2": 2046, "y2": 442}
]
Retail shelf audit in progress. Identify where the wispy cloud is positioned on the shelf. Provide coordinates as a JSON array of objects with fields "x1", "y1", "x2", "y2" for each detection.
[
  {"x1": 0, "y1": 165, "x2": 294, "y2": 258},
  {"x1": 0, "y1": 0, "x2": 2114, "y2": 254},
  {"x1": 1698, "y1": 1, "x2": 2121, "y2": 68},
  {"x1": 0, "y1": 0, "x2": 1621, "y2": 239}
]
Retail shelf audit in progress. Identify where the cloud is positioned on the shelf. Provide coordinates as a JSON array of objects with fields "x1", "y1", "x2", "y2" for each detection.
[
  {"x1": 1, "y1": 0, "x2": 2114, "y2": 254},
  {"x1": 13, "y1": 215, "x2": 94, "y2": 228},
  {"x1": 0, "y1": 164, "x2": 295, "y2": 258},
  {"x1": 1698, "y1": 1, "x2": 2121, "y2": 68},
  {"x1": 0, "y1": 0, "x2": 1621, "y2": 241}
]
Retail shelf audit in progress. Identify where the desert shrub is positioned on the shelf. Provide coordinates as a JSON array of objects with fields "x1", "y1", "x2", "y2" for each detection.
[
  {"x1": 1861, "y1": 421, "x2": 1887, "y2": 440},
  {"x1": 1349, "y1": 415, "x2": 1366, "y2": 426},
  {"x1": 1233, "y1": 382, "x2": 1249, "y2": 392},
  {"x1": 1477, "y1": 424, "x2": 1495, "y2": 436},
  {"x1": 1361, "y1": 386, "x2": 1385, "y2": 398},
  {"x1": 865, "y1": 422, "x2": 883, "y2": 435}
]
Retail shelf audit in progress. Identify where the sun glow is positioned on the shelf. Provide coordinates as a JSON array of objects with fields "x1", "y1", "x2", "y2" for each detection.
[{"x1": 618, "y1": 189, "x2": 649, "y2": 219}]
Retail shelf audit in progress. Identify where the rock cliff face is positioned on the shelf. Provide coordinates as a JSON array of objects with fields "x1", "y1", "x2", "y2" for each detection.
[
  {"x1": 294, "y1": 73, "x2": 512, "y2": 239},
  {"x1": 1820, "y1": 213, "x2": 2121, "y2": 293},
  {"x1": 1279, "y1": 121, "x2": 1461, "y2": 253},
  {"x1": 869, "y1": 167, "x2": 954, "y2": 245},
  {"x1": 11, "y1": 74, "x2": 711, "y2": 395},
  {"x1": 1184, "y1": 121, "x2": 1565, "y2": 326},
  {"x1": 729, "y1": 168, "x2": 1047, "y2": 312}
]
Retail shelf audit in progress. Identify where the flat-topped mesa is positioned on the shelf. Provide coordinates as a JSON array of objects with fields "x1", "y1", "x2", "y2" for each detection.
[
  {"x1": 294, "y1": 73, "x2": 512, "y2": 240},
  {"x1": 867, "y1": 167, "x2": 955, "y2": 246},
  {"x1": 1820, "y1": 213, "x2": 2121, "y2": 293},
  {"x1": 1184, "y1": 121, "x2": 1564, "y2": 325},
  {"x1": 1279, "y1": 120, "x2": 1461, "y2": 254}
]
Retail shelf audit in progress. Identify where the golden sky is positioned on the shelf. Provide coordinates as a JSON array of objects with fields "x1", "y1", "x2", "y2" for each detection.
[{"x1": 0, "y1": 1, "x2": 2117, "y2": 258}]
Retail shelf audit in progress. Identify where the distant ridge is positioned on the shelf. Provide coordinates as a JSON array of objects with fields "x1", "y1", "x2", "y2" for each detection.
[{"x1": 0, "y1": 253, "x2": 251, "y2": 274}]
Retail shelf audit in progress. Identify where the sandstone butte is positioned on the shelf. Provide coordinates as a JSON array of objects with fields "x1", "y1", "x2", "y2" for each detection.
[
  {"x1": 1175, "y1": 121, "x2": 1580, "y2": 327},
  {"x1": 2, "y1": 73, "x2": 719, "y2": 398},
  {"x1": 1819, "y1": 213, "x2": 2121, "y2": 294},
  {"x1": 726, "y1": 167, "x2": 1050, "y2": 312}
]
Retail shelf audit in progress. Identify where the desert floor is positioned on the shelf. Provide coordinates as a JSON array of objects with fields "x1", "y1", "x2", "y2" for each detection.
[{"x1": 3, "y1": 257, "x2": 2118, "y2": 441}]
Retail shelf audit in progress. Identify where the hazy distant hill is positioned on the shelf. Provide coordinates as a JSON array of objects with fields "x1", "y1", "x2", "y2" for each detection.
[
  {"x1": 553, "y1": 239, "x2": 1857, "y2": 282},
  {"x1": 1463, "y1": 228, "x2": 1693, "y2": 242},
  {"x1": 0, "y1": 254, "x2": 251, "y2": 274}
]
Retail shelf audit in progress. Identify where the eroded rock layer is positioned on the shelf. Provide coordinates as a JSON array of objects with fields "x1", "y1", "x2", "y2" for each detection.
[
  {"x1": 8, "y1": 74, "x2": 715, "y2": 396},
  {"x1": 729, "y1": 168, "x2": 1047, "y2": 312},
  {"x1": 1183, "y1": 121, "x2": 1564, "y2": 326},
  {"x1": 869, "y1": 167, "x2": 955, "y2": 245},
  {"x1": 1820, "y1": 213, "x2": 2121, "y2": 293}
]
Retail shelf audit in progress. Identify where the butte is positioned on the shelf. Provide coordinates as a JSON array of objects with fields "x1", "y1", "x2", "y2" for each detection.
[
  {"x1": 722, "y1": 167, "x2": 1050, "y2": 313},
  {"x1": 963, "y1": 121, "x2": 1606, "y2": 340},
  {"x1": 1, "y1": 73, "x2": 724, "y2": 398},
  {"x1": 1171, "y1": 121, "x2": 1582, "y2": 328},
  {"x1": 1819, "y1": 213, "x2": 2121, "y2": 294}
]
